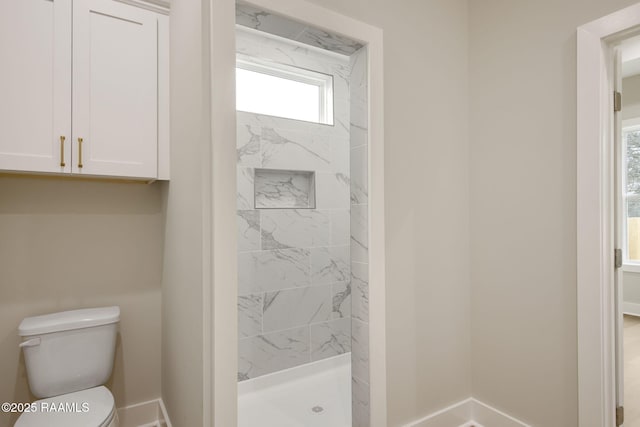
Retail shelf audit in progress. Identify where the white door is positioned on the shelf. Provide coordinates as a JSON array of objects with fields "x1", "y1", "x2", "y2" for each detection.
[
  {"x1": 0, "y1": 0, "x2": 72, "y2": 173},
  {"x1": 72, "y1": 0, "x2": 158, "y2": 178},
  {"x1": 614, "y1": 46, "x2": 625, "y2": 426}
]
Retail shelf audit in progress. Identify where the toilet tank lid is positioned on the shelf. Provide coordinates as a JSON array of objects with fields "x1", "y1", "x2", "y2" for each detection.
[{"x1": 18, "y1": 307, "x2": 120, "y2": 337}]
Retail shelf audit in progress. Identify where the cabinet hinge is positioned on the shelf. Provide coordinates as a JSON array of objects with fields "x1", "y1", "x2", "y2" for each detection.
[
  {"x1": 614, "y1": 91, "x2": 623, "y2": 113},
  {"x1": 615, "y1": 248, "x2": 623, "y2": 269},
  {"x1": 616, "y1": 405, "x2": 624, "y2": 426}
]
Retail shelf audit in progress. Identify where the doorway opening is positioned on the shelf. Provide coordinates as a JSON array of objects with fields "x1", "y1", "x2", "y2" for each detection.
[
  {"x1": 577, "y1": 4, "x2": 640, "y2": 426},
  {"x1": 232, "y1": 2, "x2": 384, "y2": 426},
  {"x1": 614, "y1": 33, "x2": 640, "y2": 426}
]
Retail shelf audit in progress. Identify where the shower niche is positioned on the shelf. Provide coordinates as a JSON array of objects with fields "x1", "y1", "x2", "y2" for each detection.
[{"x1": 254, "y1": 168, "x2": 316, "y2": 209}]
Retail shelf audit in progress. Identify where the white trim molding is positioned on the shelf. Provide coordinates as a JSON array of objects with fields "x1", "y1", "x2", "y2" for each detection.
[
  {"x1": 207, "y1": 0, "x2": 238, "y2": 425},
  {"x1": 403, "y1": 399, "x2": 471, "y2": 427},
  {"x1": 577, "y1": 3, "x2": 640, "y2": 427},
  {"x1": 113, "y1": 0, "x2": 169, "y2": 15},
  {"x1": 403, "y1": 398, "x2": 530, "y2": 427},
  {"x1": 469, "y1": 400, "x2": 530, "y2": 427},
  {"x1": 117, "y1": 398, "x2": 172, "y2": 427},
  {"x1": 207, "y1": 0, "x2": 386, "y2": 426}
]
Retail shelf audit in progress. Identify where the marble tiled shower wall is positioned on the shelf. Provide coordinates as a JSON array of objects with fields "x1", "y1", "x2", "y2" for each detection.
[
  {"x1": 350, "y1": 47, "x2": 370, "y2": 427},
  {"x1": 236, "y1": 29, "x2": 353, "y2": 381},
  {"x1": 236, "y1": 2, "x2": 364, "y2": 56}
]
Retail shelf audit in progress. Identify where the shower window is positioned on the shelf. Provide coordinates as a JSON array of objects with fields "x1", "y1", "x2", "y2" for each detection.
[{"x1": 236, "y1": 56, "x2": 334, "y2": 125}]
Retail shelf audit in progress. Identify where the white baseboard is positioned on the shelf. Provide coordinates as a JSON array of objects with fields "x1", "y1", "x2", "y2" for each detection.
[
  {"x1": 624, "y1": 302, "x2": 640, "y2": 317},
  {"x1": 404, "y1": 398, "x2": 529, "y2": 427},
  {"x1": 402, "y1": 398, "x2": 472, "y2": 427},
  {"x1": 117, "y1": 398, "x2": 173, "y2": 427},
  {"x1": 470, "y1": 400, "x2": 530, "y2": 427}
]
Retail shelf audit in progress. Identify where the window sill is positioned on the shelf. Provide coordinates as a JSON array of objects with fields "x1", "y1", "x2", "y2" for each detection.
[{"x1": 623, "y1": 263, "x2": 640, "y2": 273}]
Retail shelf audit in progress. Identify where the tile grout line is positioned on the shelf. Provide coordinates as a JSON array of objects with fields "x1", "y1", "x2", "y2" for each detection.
[{"x1": 236, "y1": 47, "x2": 359, "y2": 380}]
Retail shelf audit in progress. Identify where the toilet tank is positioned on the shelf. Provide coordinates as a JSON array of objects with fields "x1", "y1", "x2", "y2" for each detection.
[{"x1": 18, "y1": 307, "x2": 120, "y2": 398}]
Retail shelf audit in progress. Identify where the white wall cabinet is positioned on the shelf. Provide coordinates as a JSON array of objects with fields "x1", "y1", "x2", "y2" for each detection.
[
  {"x1": 0, "y1": 0, "x2": 169, "y2": 180},
  {"x1": 0, "y1": 0, "x2": 72, "y2": 174}
]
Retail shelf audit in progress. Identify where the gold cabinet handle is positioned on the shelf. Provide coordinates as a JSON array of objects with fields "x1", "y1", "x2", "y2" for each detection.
[
  {"x1": 78, "y1": 137, "x2": 83, "y2": 169},
  {"x1": 59, "y1": 136, "x2": 66, "y2": 167}
]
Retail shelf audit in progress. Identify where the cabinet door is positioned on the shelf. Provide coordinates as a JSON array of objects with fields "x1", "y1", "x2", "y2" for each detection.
[
  {"x1": 0, "y1": 0, "x2": 72, "y2": 173},
  {"x1": 73, "y1": 0, "x2": 158, "y2": 178}
]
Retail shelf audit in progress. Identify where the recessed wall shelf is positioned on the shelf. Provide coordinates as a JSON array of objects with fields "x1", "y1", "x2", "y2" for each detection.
[{"x1": 254, "y1": 168, "x2": 316, "y2": 209}]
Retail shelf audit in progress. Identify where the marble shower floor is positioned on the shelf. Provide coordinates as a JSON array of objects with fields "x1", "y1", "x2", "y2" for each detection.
[{"x1": 238, "y1": 353, "x2": 351, "y2": 427}]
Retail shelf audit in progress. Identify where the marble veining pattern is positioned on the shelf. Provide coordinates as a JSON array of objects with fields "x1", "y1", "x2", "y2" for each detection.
[
  {"x1": 261, "y1": 209, "x2": 330, "y2": 250},
  {"x1": 237, "y1": 121, "x2": 261, "y2": 167},
  {"x1": 238, "y1": 294, "x2": 263, "y2": 338},
  {"x1": 235, "y1": 28, "x2": 371, "y2": 407},
  {"x1": 238, "y1": 248, "x2": 310, "y2": 295},
  {"x1": 330, "y1": 210, "x2": 351, "y2": 246},
  {"x1": 350, "y1": 204, "x2": 369, "y2": 263},
  {"x1": 236, "y1": 3, "x2": 364, "y2": 55},
  {"x1": 316, "y1": 172, "x2": 350, "y2": 210},
  {"x1": 237, "y1": 109, "x2": 347, "y2": 142},
  {"x1": 236, "y1": 4, "x2": 306, "y2": 44},
  {"x1": 238, "y1": 326, "x2": 309, "y2": 380},
  {"x1": 260, "y1": 127, "x2": 332, "y2": 172},
  {"x1": 350, "y1": 47, "x2": 370, "y2": 426},
  {"x1": 310, "y1": 317, "x2": 351, "y2": 361},
  {"x1": 351, "y1": 318, "x2": 369, "y2": 383},
  {"x1": 254, "y1": 169, "x2": 315, "y2": 209},
  {"x1": 351, "y1": 262, "x2": 369, "y2": 323},
  {"x1": 295, "y1": 27, "x2": 365, "y2": 57},
  {"x1": 238, "y1": 210, "x2": 260, "y2": 252},
  {"x1": 351, "y1": 121, "x2": 368, "y2": 152},
  {"x1": 263, "y1": 286, "x2": 332, "y2": 332},
  {"x1": 350, "y1": 145, "x2": 368, "y2": 205},
  {"x1": 349, "y1": 48, "x2": 368, "y2": 150},
  {"x1": 237, "y1": 167, "x2": 255, "y2": 210},
  {"x1": 311, "y1": 246, "x2": 350, "y2": 285},
  {"x1": 352, "y1": 376, "x2": 370, "y2": 427},
  {"x1": 332, "y1": 115, "x2": 351, "y2": 176},
  {"x1": 332, "y1": 282, "x2": 351, "y2": 319}
]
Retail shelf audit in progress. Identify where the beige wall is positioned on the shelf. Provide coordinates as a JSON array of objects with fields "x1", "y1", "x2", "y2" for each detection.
[
  {"x1": 160, "y1": 0, "x2": 210, "y2": 425},
  {"x1": 469, "y1": 0, "x2": 640, "y2": 425},
  {"x1": 623, "y1": 74, "x2": 640, "y2": 121},
  {"x1": 163, "y1": 1, "x2": 640, "y2": 425},
  {"x1": 301, "y1": 1, "x2": 472, "y2": 425},
  {"x1": 0, "y1": 176, "x2": 163, "y2": 427},
  {"x1": 624, "y1": 271, "x2": 640, "y2": 304}
]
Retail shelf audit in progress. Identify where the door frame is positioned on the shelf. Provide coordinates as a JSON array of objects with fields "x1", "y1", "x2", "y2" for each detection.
[
  {"x1": 577, "y1": 3, "x2": 640, "y2": 426},
  {"x1": 205, "y1": 0, "x2": 387, "y2": 425}
]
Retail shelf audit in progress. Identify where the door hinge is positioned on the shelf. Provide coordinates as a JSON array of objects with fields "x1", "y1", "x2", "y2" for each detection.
[
  {"x1": 614, "y1": 91, "x2": 623, "y2": 113},
  {"x1": 616, "y1": 405, "x2": 624, "y2": 426},
  {"x1": 616, "y1": 248, "x2": 623, "y2": 269}
]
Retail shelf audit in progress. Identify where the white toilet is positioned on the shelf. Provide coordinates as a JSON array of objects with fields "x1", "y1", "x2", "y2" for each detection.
[{"x1": 15, "y1": 306, "x2": 121, "y2": 427}]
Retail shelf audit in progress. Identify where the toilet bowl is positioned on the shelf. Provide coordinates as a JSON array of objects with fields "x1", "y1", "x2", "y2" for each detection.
[
  {"x1": 15, "y1": 386, "x2": 118, "y2": 427},
  {"x1": 14, "y1": 307, "x2": 121, "y2": 427}
]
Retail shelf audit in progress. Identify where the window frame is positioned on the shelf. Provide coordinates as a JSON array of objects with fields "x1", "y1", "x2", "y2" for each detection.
[
  {"x1": 621, "y1": 117, "x2": 640, "y2": 271},
  {"x1": 235, "y1": 55, "x2": 334, "y2": 125}
]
